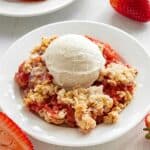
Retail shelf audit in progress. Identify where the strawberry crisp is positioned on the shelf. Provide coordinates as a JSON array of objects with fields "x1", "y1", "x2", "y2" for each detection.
[{"x1": 15, "y1": 35, "x2": 138, "y2": 133}]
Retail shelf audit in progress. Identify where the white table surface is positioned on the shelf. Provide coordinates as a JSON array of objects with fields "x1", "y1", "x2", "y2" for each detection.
[{"x1": 0, "y1": 0, "x2": 150, "y2": 149}]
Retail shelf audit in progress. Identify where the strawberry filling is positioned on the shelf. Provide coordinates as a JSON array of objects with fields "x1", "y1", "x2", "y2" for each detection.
[
  {"x1": 28, "y1": 96, "x2": 76, "y2": 127},
  {"x1": 86, "y1": 35, "x2": 126, "y2": 65},
  {"x1": 103, "y1": 43, "x2": 126, "y2": 65}
]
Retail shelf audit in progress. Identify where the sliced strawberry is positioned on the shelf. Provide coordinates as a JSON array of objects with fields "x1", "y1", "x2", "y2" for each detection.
[
  {"x1": 145, "y1": 113, "x2": 150, "y2": 128},
  {"x1": 0, "y1": 112, "x2": 33, "y2": 150},
  {"x1": 110, "y1": 0, "x2": 150, "y2": 22}
]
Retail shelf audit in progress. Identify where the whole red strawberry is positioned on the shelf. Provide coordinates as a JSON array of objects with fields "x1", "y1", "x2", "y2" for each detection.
[{"x1": 110, "y1": 0, "x2": 150, "y2": 22}]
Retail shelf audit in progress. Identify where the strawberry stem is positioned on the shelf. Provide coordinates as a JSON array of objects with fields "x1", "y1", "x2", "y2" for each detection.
[
  {"x1": 143, "y1": 128, "x2": 150, "y2": 131},
  {"x1": 145, "y1": 133, "x2": 150, "y2": 139}
]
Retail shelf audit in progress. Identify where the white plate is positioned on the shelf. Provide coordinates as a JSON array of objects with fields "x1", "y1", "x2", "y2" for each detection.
[
  {"x1": 0, "y1": 21, "x2": 150, "y2": 147},
  {"x1": 0, "y1": 0, "x2": 74, "y2": 17}
]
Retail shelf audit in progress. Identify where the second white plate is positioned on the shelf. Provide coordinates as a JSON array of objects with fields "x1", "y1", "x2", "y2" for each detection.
[{"x1": 0, "y1": 0, "x2": 74, "y2": 17}]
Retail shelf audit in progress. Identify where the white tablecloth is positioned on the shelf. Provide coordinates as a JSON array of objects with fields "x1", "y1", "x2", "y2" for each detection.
[{"x1": 0, "y1": 0, "x2": 150, "y2": 149}]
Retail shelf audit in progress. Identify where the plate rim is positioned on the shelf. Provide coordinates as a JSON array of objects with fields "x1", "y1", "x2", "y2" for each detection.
[
  {"x1": 0, "y1": 0, "x2": 75, "y2": 17},
  {"x1": 0, "y1": 20, "x2": 150, "y2": 147}
]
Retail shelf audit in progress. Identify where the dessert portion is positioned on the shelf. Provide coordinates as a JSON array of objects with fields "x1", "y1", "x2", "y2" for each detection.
[{"x1": 15, "y1": 34, "x2": 137, "y2": 133}]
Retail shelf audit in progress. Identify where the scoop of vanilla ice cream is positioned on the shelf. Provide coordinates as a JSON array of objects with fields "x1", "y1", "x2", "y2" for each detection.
[{"x1": 43, "y1": 34, "x2": 105, "y2": 88}]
